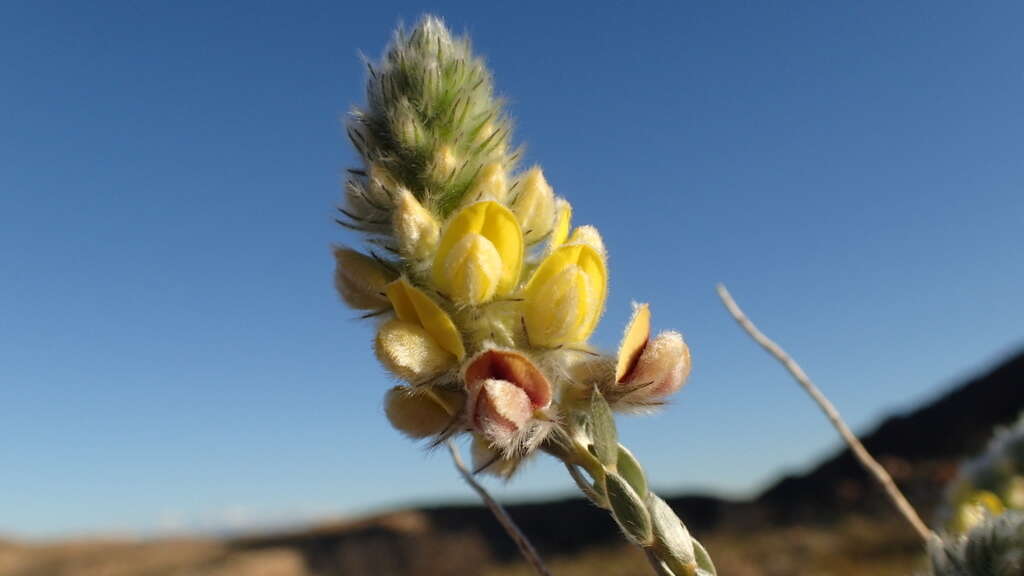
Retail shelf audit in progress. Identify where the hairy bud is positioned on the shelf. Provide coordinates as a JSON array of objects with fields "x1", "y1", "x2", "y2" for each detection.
[
  {"x1": 384, "y1": 386, "x2": 461, "y2": 438},
  {"x1": 375, "y1": 319, "x2": 455, "y2": 382},
  {"x1": 465, "y1": 162, "x2": 508, "y2": 203},
  {"x1": 464, "y1": 349, "x2": 552, "y2": 450},
  {"x1": 524, "y1": 243, "x2": 607, "y2": 347},
  {"x1": 615, "y1": 304, "x2": 692, "y2": 403},
  {"x1": 432, "y1": 200, "x2": 523, "y2": 305},
  {"x1": 394, "y1": 188, "x2": 440, "y2": 260},
  {"x1": 511, "y1": 167, "x2": 555, "y2": 243},
  {"x1": 333, "y1": 248, "x2": 395, "y2": 310}
]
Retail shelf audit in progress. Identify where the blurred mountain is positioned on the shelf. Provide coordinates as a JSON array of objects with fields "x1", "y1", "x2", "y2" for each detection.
[{"x1": 4, "y1": 350, "x2": 1021, "y2": 576}]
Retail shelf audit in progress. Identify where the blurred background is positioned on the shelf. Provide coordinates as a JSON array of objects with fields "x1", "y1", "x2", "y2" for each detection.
[{"x1": 1, "y1": 1, "x2": 1022, "y2": 574}]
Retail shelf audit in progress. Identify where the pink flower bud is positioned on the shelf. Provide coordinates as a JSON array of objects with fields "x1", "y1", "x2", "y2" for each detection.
[
  {"x1": 615, "y1": 304, "x2": 692, "y2": 403},
  {"x1": 468, "y1": 378, "x2": 532, "y2": 446},
  {"x1": 463, "y1": 349, "x2": 553, "y2": 449},
  {"x1": 624, "y1": 331, "x2": 691, "y2": 399}
]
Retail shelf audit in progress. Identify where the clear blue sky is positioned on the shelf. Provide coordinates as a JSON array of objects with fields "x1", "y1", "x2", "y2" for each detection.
[{"x1": 2, "y1": 1, "x2": 1022, "y2": 538}]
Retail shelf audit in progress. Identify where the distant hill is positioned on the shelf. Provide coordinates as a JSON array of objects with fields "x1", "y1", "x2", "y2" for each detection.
[
  {"x1": 224, "y1": 350, "x2": 1024, "y2": 574},
  {"x1": 5, "y1": 350, "x2": 1022, "y2": 576},
  {"x1": 756, "y1": 349, "x2": 1024, "y2": 524}
]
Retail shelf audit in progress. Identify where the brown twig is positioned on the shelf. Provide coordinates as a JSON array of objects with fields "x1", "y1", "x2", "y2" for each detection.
[
  {"x1": 446, "y1": 440, "x2": 553, "y2": 576},
  {"x1": 715, "y1": 284, "x2": 934, "y2": 544}
]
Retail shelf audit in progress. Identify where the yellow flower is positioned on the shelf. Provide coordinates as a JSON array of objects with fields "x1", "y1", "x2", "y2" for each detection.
[
  {"x1": 523, "y1": 241, "x2": 607, "y2": 347},
  {"x1": 510, "y1": 167, "x2": 555, "y2": 243},
  {"x1": 548, "y1": 198, "x2": 572, "y2": 250},
  {"x1": 393, "y1": 188, "x2": 440, "y2": 260},
  {"x1": 332, "y1": 247, "x2": 395, "y2": 310},
  {"x1": 432, "y1": 200, "x2": 523, "y2": 305},
  {"x1": 384, "y1": 277, "x2": 466, "y2": 360}
]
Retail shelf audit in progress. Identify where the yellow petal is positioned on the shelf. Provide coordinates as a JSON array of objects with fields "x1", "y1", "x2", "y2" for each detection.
[
  {"x1": 333, "y1": 247, "x2": 395, "y2": 310},
  {"x1": 616, "y1": 304, "x2": 651, "y2": 382},
  {"x1": 444, "y1": 233, "x2": 503, "y2": 304},
  {"x1": 549, "y1": 199, "x2": 572, "y2": 250},
  {"x1": 524, "y1": 243, "x2": 607, "y2": 347},
  {"x1": 375, "y1": 319, "x2": 455, "y2": 382},
  {"x1": 433, "y1": 200, "x2": 523, "y2": 300},
  {"x1": 384, "y1": 277, "x2": 466, "y2": 360}
]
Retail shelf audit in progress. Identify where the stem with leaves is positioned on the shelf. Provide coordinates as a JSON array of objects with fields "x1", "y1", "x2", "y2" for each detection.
[{"x1": 542, "y1": 389, "x2": 717, "y2": 576}]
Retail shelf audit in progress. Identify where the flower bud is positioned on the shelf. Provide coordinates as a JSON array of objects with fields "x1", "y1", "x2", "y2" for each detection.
[
  {"x1": 393, "y1": 107, "x2": 424, "y2": 148},
  {"x1": 369, "y1": 162, "x2": 399, "y2": 200},
  {"x1": 464, "y1": 349, "x2": 552, "y2": 449},
  {"x1": 615, "y1": 304, "x2": 691, "y2": 401},
  {"x1": 568, "y1": 225, "x2": 606, "y2": 256},
  {"x1": 950, "y1": 490, "x2": 1005, "y2": 534},
  {"x1": 394, "y1": 188, "x2": 440, "y2": 260},
  {"x1": 333, "y1": 247, "x2": 395, "y2": 310},
  {"x1": 524, "y1": 243, "x2": 607, "y2": 347},
  {"x1": 468, "y1": 378, "x2": 532, "y2": 446},
  {"x1": 432, "y1": 200, "x2": 523, "y2": 305},
  {"x1": 431, "y1": 145, "x2": 459, "y2": 182},
  {"x1": 384, "y1": 277, "x2": 465, "y2": 360},
  {"x1": 473, "y1": 121, "x2": 507, "y2": 156},
  {"x1": 465, "y1": 162, "x2": 507, "y2": 203},
  {"x1": 548, "y1": 198, "x2": 572, "y2": 251},
  {"x1": 1003, "y1": 476, "x2": 1024, "y2": 509},
  {"x1": 375, "y1": 319, "x2": 455, "y2": 382},
  {"x1": 384, "y1": 386, "x2": 461, "y2": 438},
  {"x1": 510, "y1": 167, "x2": 555, "y2": 243}
]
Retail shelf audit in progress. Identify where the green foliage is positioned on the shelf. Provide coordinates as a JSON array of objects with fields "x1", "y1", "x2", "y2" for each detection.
[{"x1": 349, "y1": 16, "x2": 515, "y2": 217}]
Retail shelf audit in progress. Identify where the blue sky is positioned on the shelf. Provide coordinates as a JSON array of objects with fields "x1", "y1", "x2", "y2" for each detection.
[{"x1": 2, "y1": 1, "x2": 1022, "y2": 538}]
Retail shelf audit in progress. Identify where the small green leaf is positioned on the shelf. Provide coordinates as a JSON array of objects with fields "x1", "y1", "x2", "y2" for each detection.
[
  {"x1": 647, "y1": 494, "x2": 696, "y2": 576},
  {"x1": 693, "y1": 538, "x2": 716, "y2": 576},
  {"x1": 616, "y1": 445, "x2": 648, "y2": 499},
  {"x1": 605, "y1": 473, "x2": 652, "y2": 546},
  {"x1": 589, "y1": 388, "x2": 618, "y2": 468}
]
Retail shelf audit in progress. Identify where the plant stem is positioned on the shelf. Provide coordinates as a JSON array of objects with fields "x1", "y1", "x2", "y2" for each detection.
[
  {"x1": 446, "y1": 440, "x2": 552, "y2": 576},
  {"x1": 716, "y1": 283, "x2": 935, "y2": 543}
]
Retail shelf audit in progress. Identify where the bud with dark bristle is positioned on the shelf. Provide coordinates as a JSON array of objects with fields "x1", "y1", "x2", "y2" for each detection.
[
  {"x1": 333, "y1": 247, "x2": 395, "y2": 310},
  {"x1": 348, "y1": 16, "x2": 515, "y2": 217},
  {"x1": 393, "y1": 188, "x2": 440, "y2": 261},
  {"x1": 385, "y1": 386, "x2": 461, "y2": 438},
  {"x1": 510, "y1": 167, "x2": 555, "y2": 243}
]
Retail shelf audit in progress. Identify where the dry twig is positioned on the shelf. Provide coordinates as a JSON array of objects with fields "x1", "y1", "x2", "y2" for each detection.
[
  {"x1": 716, "y1": 284, "x2": 934, "y2": 543},
  {"x1": 446, "y1": 440, "x2": 552, "y2": 576}
]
